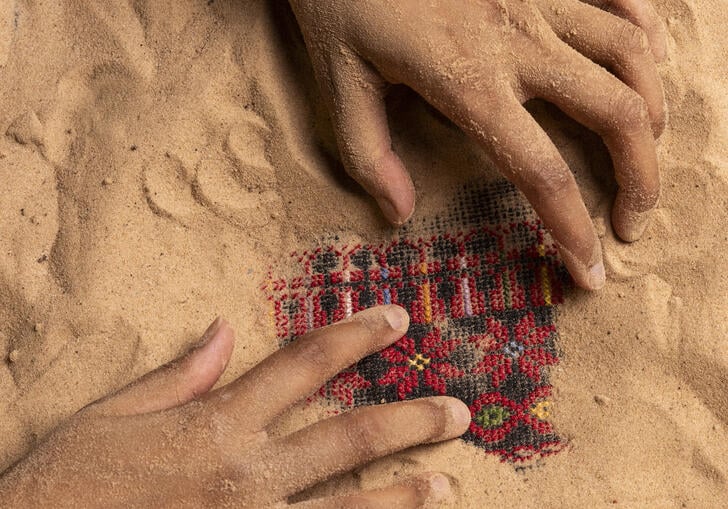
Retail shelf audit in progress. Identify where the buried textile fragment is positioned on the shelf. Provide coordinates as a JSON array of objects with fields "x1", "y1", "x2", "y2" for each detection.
[{"x1": 266, "y1": 181, "x2": 570, "y2": 463}]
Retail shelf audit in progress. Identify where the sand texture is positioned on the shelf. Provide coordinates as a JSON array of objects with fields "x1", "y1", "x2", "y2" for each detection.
[{"x1": 0, "y1": 0, "x2": 726, "y2": 507}]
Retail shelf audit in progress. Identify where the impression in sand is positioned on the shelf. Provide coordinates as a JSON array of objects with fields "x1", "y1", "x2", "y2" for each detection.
[{"x1": 2, "y1": 0, "x2": 726, "y2": 507}]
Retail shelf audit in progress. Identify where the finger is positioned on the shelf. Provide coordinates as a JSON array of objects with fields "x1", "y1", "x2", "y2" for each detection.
[
  {"x1": 407, "y1": 83, "x2": 604, "y2": 289},
  {"x1": 84, "y1": 318, "x2": 234, "y2": 417},
  {"x1": 317, "y1": 46, "x2": 416, "y2": 225},
  {"x1": 581, "y1": 0, "x2": 669, "y2": 62},
  {"x1": 491, "y1": 96, "x2": 605, "y2": 290},
  {"x1": 207, "y1": 305, "x2": 409, "y2": 430},
  {"x1": 539, "y1": 0, "x2": 666, "y2": 136},
  {"x1": 523, "y1": 47, "x2": 660, "y2": 242},
  {"x1": 257, "y1": 397, "x2": 470, "y2": 499},
  {"x1": 290, "y1": 473, "x2": 452, "y2": 509}
]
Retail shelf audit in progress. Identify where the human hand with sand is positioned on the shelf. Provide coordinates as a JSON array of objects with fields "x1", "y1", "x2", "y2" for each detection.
[
  {"x1": 0, "y1": 306, "x2": 468, "y2": 508},
  {"x1": 289, "y1": 0, "x2": 667, "y2": 291}
]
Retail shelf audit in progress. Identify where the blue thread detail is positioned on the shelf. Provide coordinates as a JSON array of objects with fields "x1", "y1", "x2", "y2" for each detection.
[{"x1": 503, "y1": 340, "x2": 524, "y2": 358}]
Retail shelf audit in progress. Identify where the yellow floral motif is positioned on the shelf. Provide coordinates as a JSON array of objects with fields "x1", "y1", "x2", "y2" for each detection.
[
  {"x1": 530, "y1": 401, "x2": 553, "y2": 420},
  {"x1": 408, "y1": 353, "x2": 431, "y2": 371}
]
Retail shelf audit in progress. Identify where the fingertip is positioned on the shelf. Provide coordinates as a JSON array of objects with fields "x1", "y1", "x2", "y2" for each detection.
[
  {"x1": 413, "y1": 472, "x2": 452, "y2": 503},
  {"x1": 426, "y1": 473, "x2": 452, "y2": 502},
  {"x1": 333, "y1": 79, "x2": 416, "y2": 227},
  {"x1": 345, "y1": 305, "x2": 410, "y2": 346},
  {"x1": 377, "y1": 193, "x2": 415, "y2": 226},
  {"x1": 191, "y1": 317, "x2": 235, "y2": 383},
  {"x1": 85, "y1": 318, "x2": 236, "y2": 416},
  {"x1": 196, "y1": 316, "x2": 224, "y2": 347},
  {"x1": 556, "y1": 239, "x2": 605, "y2": 291},
  {"x1": 588, "y1": 262, "x2": 606, "y2": 291},
  {"x1": 383, "y1": 305, "x2": 410, "y2": 333},
  {"x1": 200, "y1": 317, "x2": 235, "y2": 351},
  {"x1": 215, "y1": 319, "x2": 236, "y2": 359},
  {"x1": 647, "y1": 27, "x2": 668, "y2": 64},
  {"x1": 442, "y1": 397, "x2": 472, "y2": 436},
  {"x1": 612, "y1": 207, "x2": 651, "y2": 243},
  {"x1": 372, "y1": 150, "x2": 416, "y2": 226}
]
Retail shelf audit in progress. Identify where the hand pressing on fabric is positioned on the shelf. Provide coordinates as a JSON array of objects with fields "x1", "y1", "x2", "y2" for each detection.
[
  {"x1": 0, "y1": 306, "x2": 469, "y2": 508},
  {"x1": 288, "y1": 0, "x2": 668, "y2": 291}
]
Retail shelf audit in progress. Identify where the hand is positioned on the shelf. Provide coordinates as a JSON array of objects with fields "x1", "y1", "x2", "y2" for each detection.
[
  {"x1": 288, "y1": 0, "x2": 667, "y2": 291},
  {"x1": 0, "y1": 306, "x2": 469, "y2": 508}
]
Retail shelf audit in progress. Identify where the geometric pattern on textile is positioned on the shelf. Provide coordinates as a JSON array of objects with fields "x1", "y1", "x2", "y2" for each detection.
[{"x1": 265, "y1": 181, "x2": 570, "y2": 463}]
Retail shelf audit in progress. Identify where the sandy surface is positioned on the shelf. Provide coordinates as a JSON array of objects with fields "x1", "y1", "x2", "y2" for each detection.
[{"x1": 0, "y1": 0, "x2": 726, "y2": 507}]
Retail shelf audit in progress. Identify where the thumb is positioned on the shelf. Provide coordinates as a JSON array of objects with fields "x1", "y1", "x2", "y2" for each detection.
[
  {"x1": 321, "y1": 48, "x2": 415, "y2": 225},
  {"x1": 84, "y1": 318, "x2": 235, "y2": 417}
]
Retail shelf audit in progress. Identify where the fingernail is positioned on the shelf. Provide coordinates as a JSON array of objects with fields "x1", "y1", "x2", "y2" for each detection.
[
  {"x1": 447, "y1": 399, "x2": 472, "y2": 431},
  {"x1": 553, "y1": 240, "x2": 604, "y2": 292},
  {"x1": 377, "y1": 196, "x2": 412, "y2": 227},
  {"x1": 426, "y1": 473, "x2": 452, "y2": 502},
  {"x1": 622, "y1": 210, "x2": 651, "y2": 242},
  {"x1": 588, "y1": 262, "x2": 606, "y2": 290},
  {"x1": 384, "y1": 306, "x2": 409, "y2": 333},
  {"x1": 195, "y1": 317, "x2": 224, "y2": 348}
]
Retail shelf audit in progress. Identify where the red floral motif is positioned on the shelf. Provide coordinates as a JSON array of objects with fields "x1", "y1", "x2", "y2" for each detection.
[
  {"x1": 513, "y1": 312, "x2": 558, "y2": 381},
  {"x1": 378, "y1": 328, "x2": 464, "y2": 399},
  {"x1": 471, "y1": 312, "x2": 557, "y2": 385},
  {"x1": 317, "y1": 371, "x2": 371, "y2": 407},
  {"x1": 470, "y1": 316, "x2": 512, "y2": 386}
]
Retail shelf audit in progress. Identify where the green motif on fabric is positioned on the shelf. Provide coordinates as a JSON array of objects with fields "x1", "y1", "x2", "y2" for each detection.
[{"x1": 474, "y1": 405, "x2": 511, "y2": 429}]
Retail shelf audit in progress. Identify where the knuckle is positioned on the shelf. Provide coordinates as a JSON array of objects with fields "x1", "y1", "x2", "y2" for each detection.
[
  {"x1": 537, "y1": 170, "x2": 572, "y2": 199},
  {"x1": 609, "y1": 89, "x2": 650, "y2": 133},
  {"x1": 518, "y1": 163, "x2": 573, "y2": 202},
  {"x1": 616, "y1": 21, "x2": 650, "y2": 57},
  {"x1": 342, "y1": 411, "x2": 384, "y2": 460},
  {"x1": 201, "y1": 464, "x2": 254, "y2": 507},
  {"x1": 294, "y1": 335, "x2": 333, "y2": 373}
]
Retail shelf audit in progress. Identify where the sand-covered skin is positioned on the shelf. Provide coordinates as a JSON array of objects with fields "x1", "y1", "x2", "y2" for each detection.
[{"x1": 0, "y1": 0, "x2": 725, "y2": 507}]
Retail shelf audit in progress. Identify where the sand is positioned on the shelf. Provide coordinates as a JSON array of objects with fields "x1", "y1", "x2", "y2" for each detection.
[{"x1": 0, "y1": 0, "x2": 726, "y2": 506}]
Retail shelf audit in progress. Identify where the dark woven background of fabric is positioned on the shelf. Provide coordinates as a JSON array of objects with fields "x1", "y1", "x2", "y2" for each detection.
[{"x1": 266, "y1": 181, "x2": 570, "y2": 463}]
